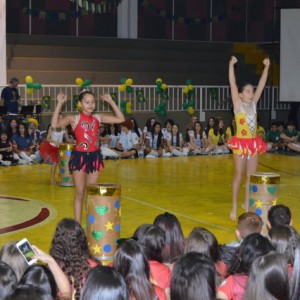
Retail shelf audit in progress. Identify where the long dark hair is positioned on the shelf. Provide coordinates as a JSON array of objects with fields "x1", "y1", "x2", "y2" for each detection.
[
  {"x1": 0, "y1": 262, "x2": 18, "y2": 300},
  {"x1": 50, "y1": 218, "x2": 96, "y2": 299},
  {"x1": 19, "y1": 265, "x2": 57, "y2": 298},
  {"x1": 133, "y1": 224, "x2": 166, "y2": 263},
  {"x1": 171, "y1": 124, "x2": 181, "y2": 147},
  {"x1": 228, "y1": 233, "x2": 275, "y2": 275},
  {"x1": 244, "y1": 252, "x2": 290, "y2": 300},
  {"x1": 154, "y1": 212, "x2": 185, "y2": 264},
  {"x1": 80, "y1": 266, "x2": 129, "y2": 300},
  {"x1": 171, "y1": 252, "x2": 216, "y2": 300},
  {"x1": 150, "y1": 122, "x2": 163, "y2": 149},
  {"x1": 113, "y1": 239, "x2": 157, "y2": 300},
  {"x1": 130, "y1": 117, "x2": 141, "y2": 137}
]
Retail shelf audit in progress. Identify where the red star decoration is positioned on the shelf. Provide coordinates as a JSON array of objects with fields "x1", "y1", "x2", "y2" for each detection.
[
  {"x1": 240, "y1": 118, "x2": 246, "y2": 125},
  {"x1": 241, "y1": 129, "x2": 247, "y2": 136}
]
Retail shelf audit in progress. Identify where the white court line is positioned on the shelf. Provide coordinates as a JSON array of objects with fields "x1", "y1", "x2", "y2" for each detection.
[{"x1": 122, "y1": 195, "x2": 234, "y2": 233}]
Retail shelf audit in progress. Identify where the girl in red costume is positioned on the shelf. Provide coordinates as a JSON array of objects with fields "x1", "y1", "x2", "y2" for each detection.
[
  {"x1": 51, "y1": 91, "x2": 125, "y2": 222},
  {"x1": 228, "y1": 56, "x2": 270, "y2": 220}
]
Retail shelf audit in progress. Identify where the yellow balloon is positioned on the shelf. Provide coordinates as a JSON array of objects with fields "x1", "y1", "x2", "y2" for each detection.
[
  {"x1": 161, "y1": 83, "x2": 168, "y2": 90},
  {"x1": 25, "y1": 76, "x2": 33, "y2": 83},
  {"x1": 187, "y1": 84, "x2": 193, "y2": 91},
  {"x1": 75, "y1": 78, "x2": 84, "y2": 86},
  {"x1": 119, "y1": 84, "x2": 126, "y2": 92},
  {"x1": 27, "y1": 88, "x2": 33, "y2": 95},
  {"x1": 126, "y1": 102, "x2": 132, "y2": 109},
  {"x1": 125, "y1": 78, "x2": 133, "y2": 86},
  {"x1": 156, "y1": 78, "x2": 162, "y2": 83},
  {"x1": 187, "y1": 106, "x2": 195, "y2": 115},
  {"x1": 183, "y1": 87, "x2": 189, "y2": 94},
  {"x1": 126, "y1": 108, "x2": 132, "y2": 114}
]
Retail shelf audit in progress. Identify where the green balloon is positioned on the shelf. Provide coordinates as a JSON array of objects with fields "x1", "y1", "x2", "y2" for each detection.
[
  {"x1": 120, "y1": 77, "x2": 126, "y2": 84},
  {"x1": 159, "y1": 110, "x2": 167, "y2": 117},
  {"x1": 33, "y1": 83, "x2": 42, "y2": 89},
  {"x1": 186, "y1": 79, "x2": 192, "y2": 85},
  {"x1": 26, "y1": 83, "x2": 33, "y2": 88},
  {"x1": 126, "y1": 86, "x2": 133, "y2": 93},
  {"x1": 183, "y1": 103, "x2": 189, "y2": 109},
  {"x1": 156, "y1": 81, "x2": 162, "y2": 88},
  {"x1": 83, "y1": 79, "x2": 92, "y2": 87},
  {"x1": 120, "y1": 100, "x2": 127, "y2": 108},
  {"x1": 154, "y1": 107, "x2": 160, "y2": 112},
  {"x1": 155, "y1": 87, "x2": 162, "y2": 94}
]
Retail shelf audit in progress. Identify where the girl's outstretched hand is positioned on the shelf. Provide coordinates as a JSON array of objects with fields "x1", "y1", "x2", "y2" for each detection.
[
  {"x1": 230, "y1": 56, "x2": 238, "y2": 65},
  {"x1": 57, "y1": 93, "x2": 67, "y2": 104},
  {"x1": 263, "y1": 58, "x2": 270, "y2": 67},
  {"x1": 101, "y1": 94, "x2": 113, "y2": 103}
]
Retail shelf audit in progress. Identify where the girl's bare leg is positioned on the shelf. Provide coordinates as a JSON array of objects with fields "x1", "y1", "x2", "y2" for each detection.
[
  {"x1": 51, "y1": 163, "x2": 57, "y2": 184},
  {"x1": 244, "y1": 155, "x2": 259, "y2": 211},
  {"x1": 230, "y1": 154, "x2": 247, "y2": 220},
  {"x1": 72, "y1": 170, "x2": 99, "y2": 223}
]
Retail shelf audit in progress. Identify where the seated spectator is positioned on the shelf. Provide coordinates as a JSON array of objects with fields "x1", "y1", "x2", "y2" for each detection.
[
  {"x1": 113, "y1": 239, "x2": 157, "y2": 300},
  {"x1": 256, "y1": 117, "x2": 266, "y2": 141},
  {"x1": 0, "y1": 241, "x2": 29, "y2": 281},
  {"x1": 266, "y1": 121, "x2": 285, "y2": 151},
  {"x1": 187, "y1": 121, "x2": 207, "y2": 155},
  {"x1": 130, "y1": 117, "x2": 143, "y2": 153},
  {"x1": 205, "y1": 117, "x2": 229, "y2": 154},
  {"x1": 153, "y1": 212, "x2": 185, "y2": 267},
  {"x1": 98, "y1": 123, "x2": 119, "y2": 159},
  {"x1": 204, "y1": 116, "x2": 215, "y2": 136},
  {"x1": 171, "y1": 252, "x2": 216, "y2": 300},
  {"x1": 107, "y1": 123, "x2": 120, "y2": 149},
  {"x1": 227, "y1": 212, "x2": 263, "y2": 247},
  {"x1": 184, "y1": 227, "x2": 227, "y2": 285},
  {"x1": 225, "y1": 117, "x2": 236, "y2": 142},
  {"x1": 12, "y1": 122, "x2": 37, "y2": 164},
  {"x1": 267, "y1": 204, "x2": 292, "y2": 230},
  {"x1": 184, "y1": 115, "x2": 198, "y2": 144},
  {"x1": 111, "y1": 119, "x2": 139, "y2": 158},
  {"x1": 0, "y1": 262, "x2": 18, "y2": 299},
  {"x1": 217, "y1": 233, "x2": 275, "y2": 300},
  {"x1": 133, "y1": 224, "x2": 171, "y2": 300},
  {"x1": 144, "y1": 121, "x2": 165, "y2": 158},
  {"x1": 244, "y1": 252, "x2": 290, "y2": 300},
  {"x1": 6, "y1": 118, "x2": 18, "y2": 142},
  {"x1": 80, "y1": 266, "x2": 129, "y2": 300},
  {"x1": 4, "y1": 284, "x2": 54, "y2": 300},
  {"x1": 287, "y1": 131, "x2": 300, "y2": 152},
  {"x1": 0, "y1": 131, "x2": 18, "y2": 166},
  {"x1": 285, "y1": 121, "x2": 298, "y2": 140},
  {"x1": 167, "y1": 123, "x2": 188, "y2": 156},
  {"x1": 268, "y1": 225, "x2": 299, "y2": 276},
  {"x1": 161, "y1": 119, "x2": 174, "y2": 156},
  {"x1": 142, "y1": 117, "x2": 156, "y2": 146},
  {"x1": 49, "y1": 218, "x2": 99, "y2": 299}
]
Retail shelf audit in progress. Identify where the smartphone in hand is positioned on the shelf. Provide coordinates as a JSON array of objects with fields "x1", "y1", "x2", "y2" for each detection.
[{"x1": 16, "y1": 238, "x2": 37, "y2": 265}]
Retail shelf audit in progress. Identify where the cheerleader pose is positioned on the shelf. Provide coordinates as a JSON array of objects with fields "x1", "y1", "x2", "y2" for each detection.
[
  {"x1": 51, "y1": 91, "x2": 125, "y2": 222},
  {"x1": 228, "y1": 56, "x2": 270, "y2": 220}
]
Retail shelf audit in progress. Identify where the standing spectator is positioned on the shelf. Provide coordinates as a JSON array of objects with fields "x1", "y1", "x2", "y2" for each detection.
[{"x1": 1, "y1": 78, "x2": 21, "y2": 114}]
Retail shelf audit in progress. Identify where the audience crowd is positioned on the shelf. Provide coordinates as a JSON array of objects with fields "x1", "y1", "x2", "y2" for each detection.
[
  {"x1": 1, "y1": 205, "x2": 300, "y2": 300},
  {"x1": 0, "y1": 114, "x2": 299, "y2": 166}
]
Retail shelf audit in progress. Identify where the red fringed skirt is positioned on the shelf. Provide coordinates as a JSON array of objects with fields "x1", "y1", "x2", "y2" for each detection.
[
  {"x1": 39, "y1": 141, "x2": 59, "y2": 163},
  {"x1": 69, "y1": 149, "x2": 104, "y2": 174},
  {"x1": 228, "y1": 136, "x2": 267, "y2": 157}
]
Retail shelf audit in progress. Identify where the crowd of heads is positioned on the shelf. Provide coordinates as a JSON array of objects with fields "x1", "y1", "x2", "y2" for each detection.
[{"x1": 1, "y1": 204, "x2": 300, "y2": 300}]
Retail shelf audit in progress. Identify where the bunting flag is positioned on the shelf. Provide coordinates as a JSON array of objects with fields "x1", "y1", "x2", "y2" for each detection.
[
  {"x1": 42, "y1": 96, "x2": 51, "y2": 109},
  {"x1": 139, "y1": 0, "x2": 242, "y2": 24},
  {"x1": 71, "y1": 0, "x2": 124, "y2": 14}
]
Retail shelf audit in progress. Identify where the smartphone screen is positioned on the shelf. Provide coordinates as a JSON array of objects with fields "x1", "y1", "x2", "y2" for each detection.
[{"x1": 17, "y1": 239, "x2": 36, "y2": 265}]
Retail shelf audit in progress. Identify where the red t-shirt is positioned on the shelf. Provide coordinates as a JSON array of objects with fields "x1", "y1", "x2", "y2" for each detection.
[{"x1": 217, "y1": 274, "x2": 248, "y2": 300}]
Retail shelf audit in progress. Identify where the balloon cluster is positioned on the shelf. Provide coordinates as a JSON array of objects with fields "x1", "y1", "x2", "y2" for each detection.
[
  {"x1": 155, "y1": 78, "x2": 168, "y2": 94},
  {"x1": 119, "y1": 77, "x2": 134, "y2": 93},
  {"x1": 120, "y1": 100, "x2": 132, "y2": 115},
  {"x1": 154, "y1": 102, "x2": 167, "y2": 117},
  {"x1": 75, "y1": 78, "x2": 92, "y2": 90},
  {"x1": 183, "y1": 79, "x2": 195, "y2": 100},
  {"x1": 25, "y1": 76, "x2": 42, "y2": 95}
]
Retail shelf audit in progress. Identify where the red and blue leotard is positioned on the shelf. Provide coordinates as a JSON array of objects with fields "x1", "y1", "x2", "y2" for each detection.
[{"x1": 69, "y1": 113, "x2": 104, "y2": 173}]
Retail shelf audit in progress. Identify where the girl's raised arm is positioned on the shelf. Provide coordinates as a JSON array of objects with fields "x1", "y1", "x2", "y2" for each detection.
[
  {"x1": 51, "y1": 93, "x2": 74, "y2": 129},
  {"x1": 253, "y1": 58, "x2": 270, "y2": 103},
  {"x1": 98, "y1": 94, "x2": 125, "y2": 124},
  {"x1": 228, "y1": 56, "x2": 240, "y2": 108}
]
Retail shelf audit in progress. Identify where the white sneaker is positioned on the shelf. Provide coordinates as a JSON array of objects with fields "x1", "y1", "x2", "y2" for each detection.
[{"x1": 145, "y1": 154, "x2": 157, "y2": 158}]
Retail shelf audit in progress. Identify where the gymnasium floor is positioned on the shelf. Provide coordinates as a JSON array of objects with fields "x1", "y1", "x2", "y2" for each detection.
[{"x1": 0, "y1": 152, "x2": 299, "y2": 252}]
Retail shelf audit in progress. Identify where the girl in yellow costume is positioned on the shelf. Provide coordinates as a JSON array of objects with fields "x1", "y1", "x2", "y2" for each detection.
[{"x1": 228, "y1": 56, "x2": 270, "y2": 220}]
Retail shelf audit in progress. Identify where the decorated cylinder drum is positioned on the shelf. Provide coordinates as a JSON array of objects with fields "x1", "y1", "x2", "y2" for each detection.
[
  {"x1": 249, "y1": 172, "x2": 280, "y2": 235},
  {"x1": 58, "y1": 144, "x2": 75, "y2": 186},
  {"x1": 85, "y1": 184, "x2": 121, "y2": 263}
]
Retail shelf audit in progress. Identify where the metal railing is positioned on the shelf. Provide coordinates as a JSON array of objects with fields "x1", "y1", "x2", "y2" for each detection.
[{"x1": 0, "y1": 84, "x2": 289, "y2": 119}]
